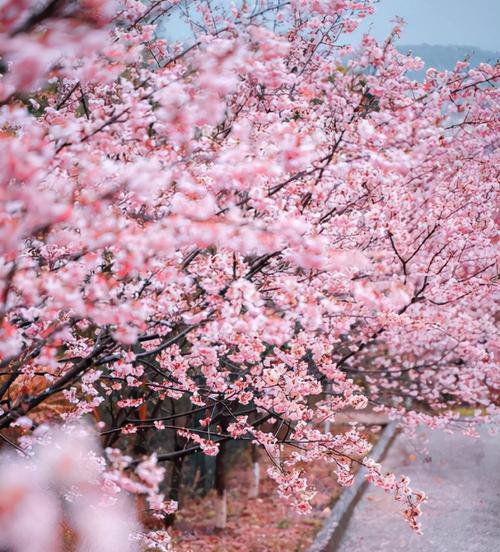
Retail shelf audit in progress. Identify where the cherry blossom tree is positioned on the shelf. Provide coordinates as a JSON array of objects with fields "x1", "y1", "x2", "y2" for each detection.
[{"x1": 0, "y1": 0, "x2": 498, "y2": 548}]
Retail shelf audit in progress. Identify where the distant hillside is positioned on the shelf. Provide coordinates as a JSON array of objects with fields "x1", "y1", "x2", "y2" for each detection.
[{"x1": 397, "y1": 44, "x2": 499, "y2": 80}]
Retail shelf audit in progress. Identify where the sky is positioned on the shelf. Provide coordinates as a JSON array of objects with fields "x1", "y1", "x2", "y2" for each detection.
[
  {"x1": 161, "y1": 0, "x2": 500, "y2": 53},
  {"x1": 357, "y1": 0, "x2": 500, "y2": 51}
]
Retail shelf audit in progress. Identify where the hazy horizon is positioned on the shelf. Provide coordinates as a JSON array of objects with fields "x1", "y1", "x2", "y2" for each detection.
[
  {"x1": 160, "y1": 1, "x2": 500, "y2": 55},
  {"x1": 355, "y1": 0, "x2": 500, "y2": 52}
]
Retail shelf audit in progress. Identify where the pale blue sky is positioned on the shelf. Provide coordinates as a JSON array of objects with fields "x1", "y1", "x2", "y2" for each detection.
[
  {"x1": 356, "y1": 0, "x2": 500, "y2": 51},
  {"x1": 161, "y1": 0, "x2": 500, "y2": 52}
]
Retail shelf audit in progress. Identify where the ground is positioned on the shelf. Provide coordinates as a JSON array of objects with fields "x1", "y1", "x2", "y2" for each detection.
[
  {"x1": 171, "y1": 446, "x2": 342, "y2": 552},
  {"x1": 335, "y1": 426, "x2": 500, "y2": 552},
  {"x1": 171, "y1": 414, "x2": 382, "y2": 551}
]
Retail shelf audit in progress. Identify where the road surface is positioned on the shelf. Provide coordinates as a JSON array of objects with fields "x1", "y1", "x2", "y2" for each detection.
[{"x1": 335, "y1": 426, "x2": 500, "y2": 552}]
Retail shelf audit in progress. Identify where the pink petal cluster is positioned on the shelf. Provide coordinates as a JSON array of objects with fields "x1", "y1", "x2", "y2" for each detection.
[{"x1": 0, "y1": 424, "x2": 141, "y2": 552}]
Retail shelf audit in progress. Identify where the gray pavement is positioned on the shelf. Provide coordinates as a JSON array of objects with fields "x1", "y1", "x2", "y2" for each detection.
[{"x1": 334, "y1": 426, "x2": 500, "y2": 552}]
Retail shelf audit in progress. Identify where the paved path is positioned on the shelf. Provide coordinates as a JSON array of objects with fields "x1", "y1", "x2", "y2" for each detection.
[{"x1": 335, "y1": 426, "x2": 500, "y2": 552}]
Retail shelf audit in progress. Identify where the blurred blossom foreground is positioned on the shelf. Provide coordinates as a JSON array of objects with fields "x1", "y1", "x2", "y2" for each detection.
[{"x1": 0, "y1": 424, "x2": 173, "y2": 552}]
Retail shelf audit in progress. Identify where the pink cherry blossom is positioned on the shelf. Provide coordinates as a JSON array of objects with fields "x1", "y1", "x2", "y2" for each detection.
[{"x1": 0, "y1": 0, "x2": 498, "y2": 545}]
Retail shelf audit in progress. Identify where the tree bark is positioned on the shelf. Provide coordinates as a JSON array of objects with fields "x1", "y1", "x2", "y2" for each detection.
[
  {"x1": 248, "y1": 444, "x2": 260, "y2": 499},
  {"x1": 214, "y1": 439, "x2": 227, "y2": 529}
]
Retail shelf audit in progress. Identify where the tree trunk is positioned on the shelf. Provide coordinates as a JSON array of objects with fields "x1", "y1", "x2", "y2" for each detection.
[
  {"x1": 248, "y1": 444, "x2": 260, "y2": 499},
  {"x1": 214, "y1": 440, "x2": 227, "y2": 529},
  {"x1": 164, "y1": 456, "x2": 183, "y2": 528}
]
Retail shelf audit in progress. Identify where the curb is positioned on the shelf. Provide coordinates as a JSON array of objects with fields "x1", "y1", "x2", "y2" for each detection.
[{"x1": 306, "y1": 422, "x2": 399, "y2": 552}]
